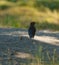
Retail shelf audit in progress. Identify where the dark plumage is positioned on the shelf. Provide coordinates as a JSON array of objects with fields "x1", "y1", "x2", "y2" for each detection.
[{"x1": 28, "y1": 22, "x2": 36, "y2": 38}]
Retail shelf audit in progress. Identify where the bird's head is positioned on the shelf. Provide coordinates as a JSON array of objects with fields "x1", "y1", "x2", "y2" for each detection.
[{"x1": 30, "y1": 22, "x2": 36, "y2": 26}]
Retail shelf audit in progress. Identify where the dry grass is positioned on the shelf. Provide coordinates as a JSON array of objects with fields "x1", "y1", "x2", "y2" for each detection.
[
  {"x1": 0, "y1": 0, "x2": 59, "y2": 30},
  {"x1": 0, "y1": 0, "x2": 16, "y2": 6},
  {"x1": 0, "y1": 6, "x2": 59, "y2": 24}
]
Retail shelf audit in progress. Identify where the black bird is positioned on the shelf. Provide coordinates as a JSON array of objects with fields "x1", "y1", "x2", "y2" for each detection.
[{"x1": 28, "y1": 22, "x2": 36, "y2": 38}]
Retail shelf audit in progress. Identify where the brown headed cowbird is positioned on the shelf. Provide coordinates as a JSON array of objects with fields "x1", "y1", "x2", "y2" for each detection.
[{"x1": 28, "y1": 22, "x2": 36, "y2": 38}]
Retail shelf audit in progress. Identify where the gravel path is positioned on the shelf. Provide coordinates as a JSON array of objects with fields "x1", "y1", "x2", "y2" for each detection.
[{"x1": 0, "y1": 28, "x2": 59, "y2": 65}]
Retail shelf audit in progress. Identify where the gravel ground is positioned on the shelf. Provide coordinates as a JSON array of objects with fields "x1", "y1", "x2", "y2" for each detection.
[{"x1": 0, "y1": 28, "x2": 59, "y2": 65}]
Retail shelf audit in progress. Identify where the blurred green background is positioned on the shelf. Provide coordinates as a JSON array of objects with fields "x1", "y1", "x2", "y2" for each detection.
[{"x1": 0, "y1": 0, "x2": 59, "y2": 30}]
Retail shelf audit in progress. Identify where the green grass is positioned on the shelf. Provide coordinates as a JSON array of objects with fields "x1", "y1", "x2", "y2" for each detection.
[
  {"x1": 35, "y1": 1, "x2": 59, "y2": 11},
  {"x1": 0, "y1": 5, "x2": 10, "y2": 10},
  {"x1": 34, "y1": 46, "x2": 59, "y2": 65},
  {"x1": 7, "y1": 0, "x2": 17, "y2": 2}
]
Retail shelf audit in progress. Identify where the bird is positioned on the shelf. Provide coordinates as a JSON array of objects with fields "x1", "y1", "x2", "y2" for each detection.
[{"x1": 28, "y1": 22, "x2": 36, "y2": 38}]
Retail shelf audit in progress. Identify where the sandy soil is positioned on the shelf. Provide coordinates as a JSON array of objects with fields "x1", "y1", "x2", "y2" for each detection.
[{"x1": 0, "y1": 28, "x2": 59, "y2": 65}]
